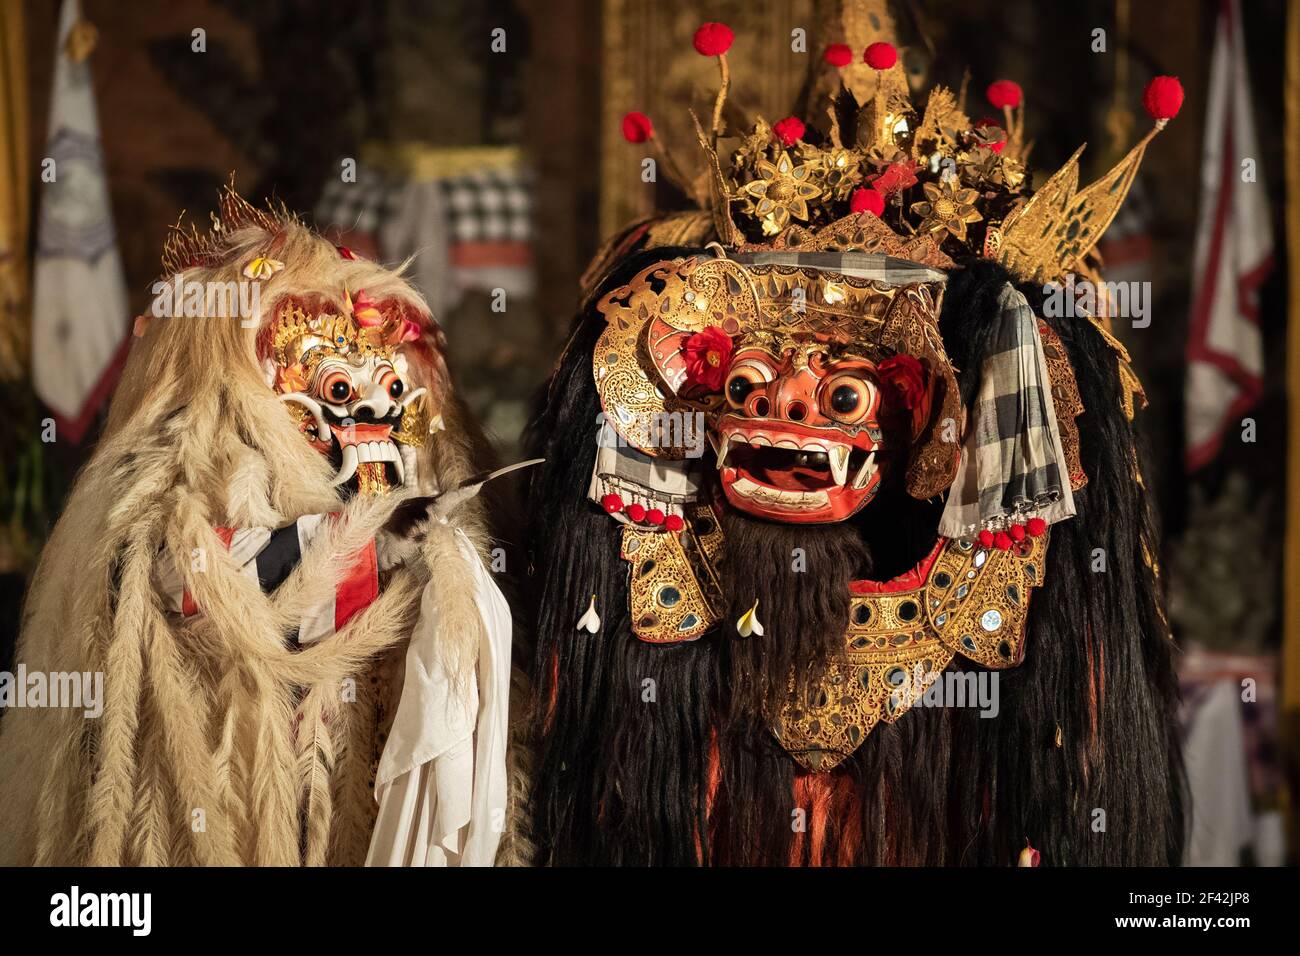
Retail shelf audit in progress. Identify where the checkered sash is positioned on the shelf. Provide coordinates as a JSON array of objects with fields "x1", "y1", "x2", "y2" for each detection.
[
  {"x1": 728, "y1": 250, "x2": 948, "y2": 286},
  {"x1": 937, "y1": 284, "x2": 1076, "y2": 538},
  {"x1": 587, "y1": 419, "x2": 702, "y2": 520}
]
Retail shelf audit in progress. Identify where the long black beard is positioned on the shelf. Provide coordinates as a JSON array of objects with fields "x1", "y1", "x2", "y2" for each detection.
[{"x1": 719, "y1": 508, "x2": 869, "y2": 724}]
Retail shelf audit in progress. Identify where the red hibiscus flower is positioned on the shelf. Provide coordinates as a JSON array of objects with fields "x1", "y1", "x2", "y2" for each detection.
[
  {"x1": 878, "y1": 353, "x2": 929, "y2": 434},
  {"x1": 683, "y1": 326, "x2": 733, "y2": 392},
  {"x1": 870, "y1": 160, "x2": 920, "y2": 198}
]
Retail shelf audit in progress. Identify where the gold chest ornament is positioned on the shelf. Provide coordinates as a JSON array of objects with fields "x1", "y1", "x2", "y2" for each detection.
[
  {"x1": 616, "y1": 508, "x2": 1050, "y2": 772},
  {"x1": 776, "y1": 530, "x2": 1049, "y2": 772}
]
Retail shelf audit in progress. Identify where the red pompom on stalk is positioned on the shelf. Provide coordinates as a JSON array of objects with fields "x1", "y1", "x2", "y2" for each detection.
[
  {"x1": 850, "y1": 187, "x2": 885, "y2": 216},
  {"x1": 772, "y1": 116, "x2": 806, "y2": 147},
  {"x1": 665, "y1": 514, "x2": 685, "y2": 533},
  {"x1": 1009, "y1": 523, "x2": 1026, "y2": 542},
  {"x1": 626, "y1": 503, "x2": 646, "y2": 523},
  {"x1": 646, "y1": 508, "x2": 665, "y2": 526},
  {"x1": 601, "y1": 494, "x2": 624, "y2": 514},
  {"x1": 994, "y1": 531, "x2": 1014, "y2": 551},
  {"x1": 1143, "y1": 75, "x2": 1184, "y2": 121},
  {"x1": 864, "y1": 41, "x2": 897, "y2": 70},
  {"x1": 1027, "y1": 517, "x2": 1047, "y2": 537},
  {"x1": 978, "y1": 529, "x2": 995, "y2": 549},
  {"x1": 986, "y1": 79, "x2": 1023, "y2": 110},
  {"x1": 823, "y1": 43, "x2": 853, "y2": 67},
  {"x1": 693, "y1": 22, "x2": 734, "y2": 57},
  {"x1": 621, "y1": 111, "x2": 654, "y2": 143}
]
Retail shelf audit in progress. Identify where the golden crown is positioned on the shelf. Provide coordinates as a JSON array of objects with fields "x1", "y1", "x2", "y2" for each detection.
[{"x1": 623, "y1": 2, "x2": 1183, "y2": 289}]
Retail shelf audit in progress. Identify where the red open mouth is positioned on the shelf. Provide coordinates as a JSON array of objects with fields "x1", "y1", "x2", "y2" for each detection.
[{"x1": 714, "y1": 417, "x2": 882, "y2": 522}]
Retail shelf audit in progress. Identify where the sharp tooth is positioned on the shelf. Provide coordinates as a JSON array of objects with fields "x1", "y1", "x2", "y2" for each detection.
[
  {"x1": 712, "y1": 432, "x2": 732, "y2": 468},
  {"x1": 332, "y1": 444, "x2": 359, "y2": 486},
  {"x1": 392, "y1": 446, "x2": 406, "y2": 485},
  {"x1": 852, "y1": 450, "x2": 877, "y2": 490},
  {"x1": 829, "y1": 445, "x2": 850, "y2": 485}
]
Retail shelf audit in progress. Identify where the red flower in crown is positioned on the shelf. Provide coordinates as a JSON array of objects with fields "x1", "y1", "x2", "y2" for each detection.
[
  {"x1": 399, "y1": 317, "x2": 422, "y2": 343},
  {"x1": 683, "y1": 326, "x2": 733, "y2": 392},
  {"x1": 348, "y1": 288, "x2": 384, "y2": 327},
  {"x1": 870, "y1": 160, "x2": 920, "y2": 198},
  {"x1": 877, "y1": 353, "x2": 929, "y2": 434}
]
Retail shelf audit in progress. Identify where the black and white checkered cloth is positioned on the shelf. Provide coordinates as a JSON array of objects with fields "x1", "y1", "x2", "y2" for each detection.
[
  {"x1": 315, "y1": 165, "x2": 402, "y2": 234},
  {"x1": 441, "y1": 168, "x2": 532, "y2": 243},
  {"x1": 315, "y1": 163, "x2": 532, "y2": 244},
  {"x1": 730, "y1": 250, "x2": 948, "y2": 285},
  {"x1": 937, "y1": 283, "x2": 1076, "y2": 538}
]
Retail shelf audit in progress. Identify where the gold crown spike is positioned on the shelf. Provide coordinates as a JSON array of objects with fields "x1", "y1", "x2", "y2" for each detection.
[
  {"x1": 997, "y1": 121, "x2": 1162, "y2": 285},
  {"x1": 160, "y1": 174, "x2": 284, "y2": 276}
]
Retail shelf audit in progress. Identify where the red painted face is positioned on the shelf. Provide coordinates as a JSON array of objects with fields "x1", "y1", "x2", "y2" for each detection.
[{"x1": 714, "y1": 344, "x2": 885, "y2": 523}]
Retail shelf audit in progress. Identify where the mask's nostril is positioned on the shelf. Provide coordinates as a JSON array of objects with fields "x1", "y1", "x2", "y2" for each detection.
[
  {"x1": 786, "y1": 400, "x2": 807, "y2": 422},
  {"x1": 752, "y1": 396, "x2": 770, "y2": 417}
]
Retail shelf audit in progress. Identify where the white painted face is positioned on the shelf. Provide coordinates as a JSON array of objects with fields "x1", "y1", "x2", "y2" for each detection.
[{"x1": 274, "y1": 348, "x2": 427, "y2": 490}]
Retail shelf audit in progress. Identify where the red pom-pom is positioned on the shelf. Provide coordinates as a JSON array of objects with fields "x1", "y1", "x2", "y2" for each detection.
[
  {"x1": 994, "y1": 531, "x2": 1013, "y2": 551},
  {"x1": 772, "y1": 116, "x2": 806, "y2": 147},
  {"x1": 1009, "y1": 523, "x2": 1026, "y2": 542},
  {"x1": 823, "y1": 43, "x2": 853, "y2": 68},
  {"x1": 626, "y1": 503, "x2": 646, "y2": 522},
  {"x1": 621, "y1": 111, "x2": 654, "y2": 143},
  {"x1": 665, "y1": 514, "x2": 685, "y2": 532},
  {"x1": 693, "y1": 22, "x2": 734, "y2": 57},
  {"x1": 1143, "y1": 75, "x2": 1183, "y2": 121},
  {"x1": 864, "y1": 41, "x2": 897, "y2": 70},
  {"x1": 1027, "y1": 517, "x2": 1047, "y2": 537},
  {"x1": 986, "y1": 79, "x2": 1023, "y2": 110},
  {"x1": 978, "y1": 529, "x2": 995, "y2": 548},
  {"x1": 646, "y1": 508, "x2": 665, "y2": 526},
  {"x1": 850, "y1": 187, "x2": 885, "y2": 216},
  {"x1": 601, "y1": 493, "x2": 623, "y2": 514}
]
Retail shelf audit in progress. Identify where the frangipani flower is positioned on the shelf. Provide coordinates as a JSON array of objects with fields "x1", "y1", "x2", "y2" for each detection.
[
  {"x1": 243, "y1": 256, "x2": 285, "y2": 280},
  {"x1": 736, "y1": 599, "x2": 764, "y2": 638},
  {"x1": 576, "y1": 594, "x2": 601, "y2": 634}
]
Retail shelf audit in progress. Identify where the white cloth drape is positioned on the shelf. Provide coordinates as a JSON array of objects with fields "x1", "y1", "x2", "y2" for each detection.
[{"x1": 366, "y1": 529, "x2": 511, "y2": 866}]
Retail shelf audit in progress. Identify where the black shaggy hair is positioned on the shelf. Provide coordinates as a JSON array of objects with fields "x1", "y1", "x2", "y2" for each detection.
[{"x1": 524, "y1": 247, "x2": 1186, "y2": 866}]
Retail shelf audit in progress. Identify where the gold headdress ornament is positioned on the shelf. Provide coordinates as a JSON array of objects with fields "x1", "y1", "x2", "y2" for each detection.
[
  {"x1": 621, "y1": 1, "x2": 1184, "y2": 290},
  {"x1": 160, "y1": 173, "x2": 288, "y2": 276}
]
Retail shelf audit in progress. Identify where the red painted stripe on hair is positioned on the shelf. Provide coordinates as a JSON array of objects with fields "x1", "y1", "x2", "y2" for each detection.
[{"x1": 335, "y1": 541, "x2": 379, "y2": 630}]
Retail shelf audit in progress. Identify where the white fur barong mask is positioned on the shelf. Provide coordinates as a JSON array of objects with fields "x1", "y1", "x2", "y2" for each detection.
[{"x1": 0, "y1": 186, "x2": 521, "y2": 866}]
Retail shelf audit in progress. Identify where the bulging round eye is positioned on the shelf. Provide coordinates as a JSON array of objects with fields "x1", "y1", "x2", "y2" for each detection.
[
  {"x1": 820, "y1": 372, "x2": 876, "y2": 424},
  {"x1": 725, "y1": 359, "x2": 774, "y2": 410},
  {"x1": 321, "y1": 370, "x2": 354, "y2": 404},
  {"x1": 379, "y1": 368, "x2": 404, "y2": 400}
]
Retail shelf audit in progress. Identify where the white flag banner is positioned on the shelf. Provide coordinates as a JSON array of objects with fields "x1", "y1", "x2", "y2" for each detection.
[
  {"x1": 1184, "y1": 0, "x2": 1275, "y2": 471},
  {"x1": 31, "y1": 0, "x2": 128, "y2": 443}
]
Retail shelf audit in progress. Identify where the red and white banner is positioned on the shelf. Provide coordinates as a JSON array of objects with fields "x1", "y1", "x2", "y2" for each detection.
[
  {"x1": 31, "y1": 0, "x2": 129, "y2": 443},
  {"x1": 1185, "y1": 0, "x2": 1275, "y2": 471}
]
